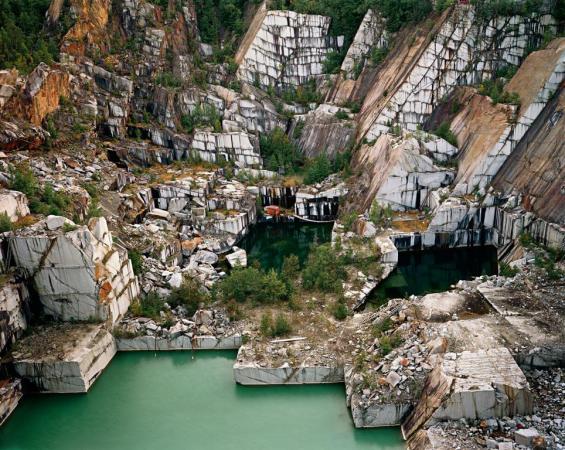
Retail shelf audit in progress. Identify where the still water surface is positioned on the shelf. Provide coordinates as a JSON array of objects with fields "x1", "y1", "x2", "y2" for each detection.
[{"x1": 0, "y1": 351, "x2": 404, "y2": 450}]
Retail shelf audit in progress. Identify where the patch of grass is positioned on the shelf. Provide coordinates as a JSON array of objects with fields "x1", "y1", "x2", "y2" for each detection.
[{"x1": 499, "y1": 261, "x2": 518, "y2": 277}]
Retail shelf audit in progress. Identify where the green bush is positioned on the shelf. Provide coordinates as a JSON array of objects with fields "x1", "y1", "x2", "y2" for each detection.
[
  {"x1": 0, "y1": 212, "x2": 12, "y2": 233},
  {"x1": 478, "y1": 79, "x2": 521, "y2": 106},
  {"x1": 280, "y1": 79, "x2": 321, "y2": 106},
  {"x1": 167, "y1": 278, "x2": 209, "y2": 316},
  {"x1": 259, "y1": 127, "x2": 303, "y2": 173},
  {"x1": 367, "y1": 0, "x2": 433, "y2": 32},
  {"x1": 282, "y1": 254, "x2": 300, "y2": 281},
  {"x1": 302, "y1": 244, "x2": 347, "y2": 293},
  {"x1": 220, "y1": 266, "x2": 290, "y2": 304},
  {"x1": 130, "y1": 292, "x2": 165, "y2": 319},
  {"x1": 128, "y1": 250, "x2": 143, "y2": 275},
  {"x1": 155, "y1": 71, "x2": 182, "y2": 88},
  {"x1": 335, "y1": 110, "x2": 349, "y2": 120},
  {"x1": 259, "y1": 312, "x2": 292, "y2": 338},
  {"x1": 370, "y1": 46, "x2": 389, "y2": 66},
  {"x1": 330, "y1": 299, "x2": 348, "y2": 320},
  {"x1": 369, "y1": 201, "x2": 393, "y2": 228},
  {"x1": 272, "y1": 313, "x2": 291, "y2": 337},
  {"x1": 9, "y1": 166, "x2": 38, "y2": 197},
  {"x1": 433, "y1": 121, "x2": 458, "y2": 147},
  {"x1": 304, "y1": 154, "x2": 333, "y2": 184},
  {"x1": 323, "y1": 49, "x2": 345, "y2": 74},
  {"x1": 181, "y1": 104, "x2": 222, "y2": 133}
]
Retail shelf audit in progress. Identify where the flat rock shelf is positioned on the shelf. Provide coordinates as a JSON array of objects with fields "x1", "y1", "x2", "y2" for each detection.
[{"x1": 0, "y1": 352, "x2": 405, "y2": 450}]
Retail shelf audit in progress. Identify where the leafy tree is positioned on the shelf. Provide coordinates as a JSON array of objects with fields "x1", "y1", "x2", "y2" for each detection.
[
  {"x1": 367, "y1": 0, "x2": 433, "y2": 32},
  {"x1": 304, "y1": 154, "x2": 333, "y2": 184},
  {"x1": 302, "y1": 244, "x2": 347, "y2": 293},
  {"x1": 259, "y1": 127, "x2": 303, "y2": 173},
  {"x1": 219, "y1": 266, "x2": 291, "y2": 303},
  {"x1": 0, "y1": 0, "x2": 70, "y2": 72}
]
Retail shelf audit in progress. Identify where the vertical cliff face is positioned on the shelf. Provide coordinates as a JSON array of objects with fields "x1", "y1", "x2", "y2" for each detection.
[
  {"x1": 4, "y1": 63, "x2": 70, "y2": 127},
  {"x1": 492, "y1": 83, "x2": 565, "y2": 224},
  {"x1": 453, "y1": 38, "x2": 565, "y2": 194},
  {"x1": 59, "y1": 0, "x2": 111, "y2": 57},
  {"x1": 349, "y1": 5, "x2": 555, "y2": 142},
  {"x1": 236, "y1": 10, "x2": 343, "y2": 90}
]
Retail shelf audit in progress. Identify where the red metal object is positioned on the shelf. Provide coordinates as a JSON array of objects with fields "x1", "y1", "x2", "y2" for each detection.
[{"x1": 264, "y1": 205, "x2": 281, "y2": 216}]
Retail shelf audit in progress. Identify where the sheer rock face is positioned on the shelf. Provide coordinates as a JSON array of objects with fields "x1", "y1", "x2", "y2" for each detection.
[
  {"x1": 3, "y1": 63, "x2": 70, "y2": 127},
  {"x1": 453, "y1": 38, "x2": 565, "y2": 194},
  {"x1": 59, "y1": 0, "x2": 111, "y2": 57},
  {"x1": 0, "y1": 280, "x2": 30, "y2": 354},
  {"x1": 492, "y1": 80, "x2": 565, "y2": 224},
  {"x1": 237, "y1": 10, "x2": 342, "y2": 90},
  {"x1": 0, "y1": 190, "x2": 30, "y2": 223},
  {"x1": 355, "y1": 5, "x2": 555, "y2": 142},
  {"x1": 291, "y1": 104, "x2": 356, "y2": 159},
  {"x1": 0, "y1": 379, "x2": 22, "y2": 426},
  {"x1": 8, "y1": 217, "x2": 139, "y2": 324},
  {"x1": 340, "y1": 9, "x2": 389, "y2": 81},
  {"x1": 345, "y1": 134, "x2": 455, "y2": 214},
  {"x1": 191, "y1": 131, "x2": 262, "y2": 168},
  {"x1": 12, "y1": 325, "x2": 116, "y2": 393}
]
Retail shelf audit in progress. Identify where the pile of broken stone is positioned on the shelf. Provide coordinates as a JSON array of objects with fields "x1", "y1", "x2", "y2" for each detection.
[
  {"x1": 347, "y1": 299, "x2": 434, "y2": 407},
  {"x1": 427, "y1": 368, "x2": 564, "y2": 450},
  {"x1": 117, "y1": 307, "x2": 244, "y2": 341}
]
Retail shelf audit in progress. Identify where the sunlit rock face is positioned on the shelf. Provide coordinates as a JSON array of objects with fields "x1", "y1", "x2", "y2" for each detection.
[
  {"x1": 0, "y1": 280, "x2": 30, "y2": 354},
  {"x1": 357, "y1": 5, "x2": 555, "y2": 141},
  {"x1": 8, "y1": 217, "x2": 139, "y2": 324},
  {"x1": 0, "y1": 190, "x2": 30, "y2": 223},
  {"x1": 237, "y1": 10, "x2": 342, "y2": 90}
]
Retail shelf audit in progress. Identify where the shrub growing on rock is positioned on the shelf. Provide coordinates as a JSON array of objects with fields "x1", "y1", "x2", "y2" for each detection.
[
  {"x1": 259, "y1": 128, "x2": 303, "y2": 173},
  {"x1": 220, "y1": 267, "x2": 290, "y2": 304},
  {"x1": 130, "y1": 292, "x2": 164, "y2": 319},
  {"x1": 0, "y1": 212, "x2": 12, "y2": 233},
  {"x1": 302, "y1": 244, "x2": 347, "y2": 293},
  {"x1": 260, "y1": 312, "x2": 292, "y2": 338},
  {"x1": 168, "y1": 278, "x2": 209, "y2": 316}
]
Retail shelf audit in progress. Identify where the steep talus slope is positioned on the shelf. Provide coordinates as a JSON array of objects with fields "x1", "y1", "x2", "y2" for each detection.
[{"x1": 492, "y1": 83, "x2": 565, "y2": 224}]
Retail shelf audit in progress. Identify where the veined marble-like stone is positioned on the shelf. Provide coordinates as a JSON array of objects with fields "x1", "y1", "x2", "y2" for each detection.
[
  {"x1": 237, "y1": 10, "x2": 342, "y2": 89},
  {"x1": 0, "y1": 379, "x2": 22, "y2": 426},
  {"x1": 191, "y1": 131, "x2": 262, "y2": 168},
  {"x1": 233, "y1": 361, "x2": 344, "y2": 385},
  {"x1": 0, "y1": 190, "x2": 30, "y2": 222},
  {"x1": 116, "y1": 334, "x2": 242, "y2": 351},
  {"x1": 8, "y1": 217, "x2": 139, "y2": 324},
  {"x1": 12, "y1": 325, "x2": 116, "y2": 393},
  {"x1": 341, "y1": 9, "x2": 389, "y2": 80}
]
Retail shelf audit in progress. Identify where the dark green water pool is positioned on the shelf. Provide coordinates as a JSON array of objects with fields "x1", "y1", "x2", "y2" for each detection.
[
  {"x1": 240, "y1": 222, "x2": 333, "y2": 271},
  {"x1": 0, "y1": 352, "x2": 404, "y2": 450},
  {"x1": 370, "y1": 246, "x2": 498, "y2": 305}
]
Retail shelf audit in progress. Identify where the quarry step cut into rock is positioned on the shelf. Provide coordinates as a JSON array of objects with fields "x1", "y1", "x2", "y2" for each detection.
[{"x1": 0, "y1": 0, "x2": 564, "y2": 449}]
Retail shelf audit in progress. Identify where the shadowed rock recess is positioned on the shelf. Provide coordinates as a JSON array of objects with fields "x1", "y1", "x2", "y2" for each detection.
[{"x1": 0, "y1": 0, "x2": 563, "y2": 448}]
